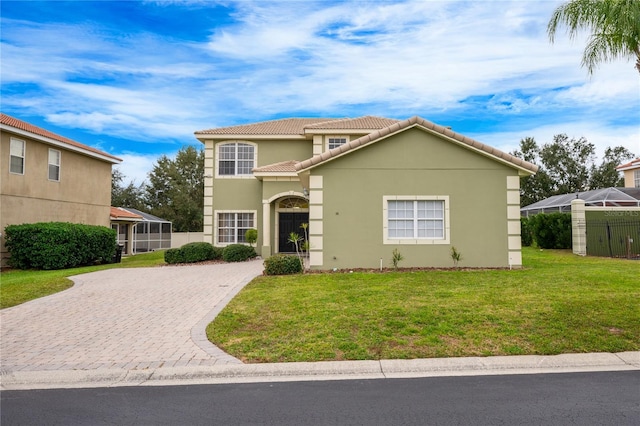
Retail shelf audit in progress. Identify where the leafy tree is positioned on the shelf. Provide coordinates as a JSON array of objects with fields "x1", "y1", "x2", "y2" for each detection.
[
  {"x1": 539, "y1": 134, "x2": 594, "y2": 195},
  {"x1": 548, "y1": 0, "x2": 640, "y2": 74},
  {"x1": 510, "y1": 137, "x2": 554, "y2": 207},
  {"x1": 589, "y1": 146, "x2": 636, "y2": 188},
  {"x1": 511, "y1": 135, "x2": 636, "y2": 206},
  {"x1": 145, "y1": 146, "x2": 204, "y2": 232},
  {"x1": 111, "y1": 168, "x2": 146, "y2": 210}
]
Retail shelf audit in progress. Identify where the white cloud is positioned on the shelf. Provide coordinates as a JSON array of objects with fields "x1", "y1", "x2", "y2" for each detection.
[
  {"x1": 1, "y1": 0, "x2": 638, "y2": 166},
  {"x1": 112, "y1": 153, "x2": 160, "y2": 186}
]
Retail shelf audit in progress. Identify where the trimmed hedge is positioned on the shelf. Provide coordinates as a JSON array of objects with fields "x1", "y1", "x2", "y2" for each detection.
[
  {"x1": 164, "y1": 242, "x2": 221, "y2": 264},
  {"x1": 520, "y1": 217, "x2": 533, "y2": 247},
  {"x1": 264, "y1": 254, "x2": 303, "y2": 275},
  {"x1": 4, "y1": 222, "x2": 116, "y2": 270},
  {"x1": 529, "y1": 212, "x2": 572, "y2": 249},
  {"x1": 222, "y1": 244, "x2": 257, "y2": 262}
]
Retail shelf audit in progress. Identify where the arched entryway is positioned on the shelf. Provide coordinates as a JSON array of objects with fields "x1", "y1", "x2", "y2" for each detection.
[{"x1": 276, "y1": 197, "x2": 309, "y2": 253}]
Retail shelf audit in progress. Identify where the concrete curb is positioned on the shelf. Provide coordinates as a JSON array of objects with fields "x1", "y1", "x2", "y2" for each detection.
[{"x1": 2, "y1": 351, "x2": 638, "y2": 390}]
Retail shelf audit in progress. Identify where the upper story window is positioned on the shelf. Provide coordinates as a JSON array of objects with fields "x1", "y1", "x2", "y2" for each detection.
[
  {"x1": 328, "y1": 136, "x2": 347, "y2": 150},
  {"x1": 9, "y1": 138, "x2": 25, "y2": 175},
  {"x1": 48, "y1": 149, "x2": 61, "y2": 181},
  {"x1": 217, "y1": 142, "x2": 255, "y2": 177},
  {"x1": 634, "y1": 170, "x2": 640, "y2": 188}
]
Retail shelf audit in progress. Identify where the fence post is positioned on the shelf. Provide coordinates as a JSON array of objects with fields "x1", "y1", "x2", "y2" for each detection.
[{"x1": 571, "y1": 199, "x2": 586, "y2": 256}]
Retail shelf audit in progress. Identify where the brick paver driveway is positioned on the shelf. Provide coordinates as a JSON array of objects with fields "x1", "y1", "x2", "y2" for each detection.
[{"x1": 1, "y1": 260, "x2": 264, "y2": 372}]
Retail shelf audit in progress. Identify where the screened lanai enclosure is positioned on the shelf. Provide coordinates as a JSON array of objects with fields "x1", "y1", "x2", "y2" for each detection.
[
  {"x1": 111, "y1": 207, "x2": 172, "y2": 254},
  {"x1": 521, "y1": 188, "x2": 640, "y2": 217},
  {"x1": 128, "y1": 208, "x2": 172, "y2": 253}
]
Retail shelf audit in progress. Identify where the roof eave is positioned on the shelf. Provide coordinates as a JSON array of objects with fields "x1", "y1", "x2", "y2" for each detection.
[
  {"x1": 194, "y1": 133, "x2": 307, "y2": 143},
  {"x1": 2, "y1": 124, "x2": 122, "y2": 164}
]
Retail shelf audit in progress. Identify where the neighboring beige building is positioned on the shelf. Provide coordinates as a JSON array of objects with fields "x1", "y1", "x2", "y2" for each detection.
[
  {"x1": 616, "y1": 158, "x2": 640, "y2": 188},
  {"x1": 196, "y1": 115, "x2": 538, "y2": 270},
  {"x1": 1, "y1": 113, "x2": 122, "y2": 265}
]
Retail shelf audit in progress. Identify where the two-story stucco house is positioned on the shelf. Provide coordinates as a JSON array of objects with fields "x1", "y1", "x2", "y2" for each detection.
[
  {"x1": 195, "y1": 116, "x2": 537, "y2": 270},
  {"x1": 616, "y1": 158, "x2": 640, "y2": 188},
  {"x1": 1, "y1": 113, "x2": 122, "y2": 266}
]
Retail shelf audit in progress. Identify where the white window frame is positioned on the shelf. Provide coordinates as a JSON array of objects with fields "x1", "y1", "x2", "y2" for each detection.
[
  {"x1": 383, "y1": 196, "x2": 450, "y2": 244},
  {"x1": 634, "y1": 170, "x2": 640, "y2": 188},
  {"x1": 215, "y1": 141, "x2": 257, "y2": 178},
  {"x1": 48, "y1": 148, "x2": 61, "y2": 182},
  {"x1": 9, "y1": 137, "x2": 25, "y2": 175},
  {"x1": 214, "y1": 210, "x2": 256, "y2": 246},
  {"x1": 326, "y1": 136, "x2": 348, "y2": 151}
]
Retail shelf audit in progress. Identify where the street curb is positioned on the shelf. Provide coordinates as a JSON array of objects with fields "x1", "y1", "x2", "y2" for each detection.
[{"x1": 1, "y1": 351, "x2": 638, "y2": 390}]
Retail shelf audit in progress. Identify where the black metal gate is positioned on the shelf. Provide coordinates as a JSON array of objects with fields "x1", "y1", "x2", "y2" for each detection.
[{"x1": 586, "y1": 218, "x2": 640, "y2": 259}]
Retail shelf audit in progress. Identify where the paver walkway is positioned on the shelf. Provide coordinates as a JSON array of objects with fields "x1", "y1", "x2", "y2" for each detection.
[{"x1": 1, "y1": 260, "x2": 264, "y2": 372}]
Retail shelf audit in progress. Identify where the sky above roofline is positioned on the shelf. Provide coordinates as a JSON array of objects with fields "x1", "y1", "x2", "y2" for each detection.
[{"x1": 1, "y1": 0, "x2": 638, "y2": 185}]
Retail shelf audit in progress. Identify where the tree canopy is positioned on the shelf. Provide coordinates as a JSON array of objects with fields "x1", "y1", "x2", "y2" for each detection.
[
  {"x1": 548, "y1": 0, "x2": 640, "y2": 74},
  {"x1": 111, "y1": 146, "x2": 205, "y2": 232},
  {"x1": 511, "y1": 135, "x2": 636, "y2": 207}
]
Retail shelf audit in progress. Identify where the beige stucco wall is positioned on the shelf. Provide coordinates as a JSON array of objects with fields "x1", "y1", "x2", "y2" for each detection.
[
  {"x1": 1, "y1": 130, "x2": 113, "y2": 265},
  {"x1": 622, "y1": 169, "x2": 638, "y2": 188},
  {"x1": 308, "y1": 128, "x2": 518, "y2": 269}
]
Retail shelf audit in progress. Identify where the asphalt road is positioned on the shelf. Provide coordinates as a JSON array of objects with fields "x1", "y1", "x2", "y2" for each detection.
[{"x1": 2, "y1": 371, "x2": 639, "y2": 425}]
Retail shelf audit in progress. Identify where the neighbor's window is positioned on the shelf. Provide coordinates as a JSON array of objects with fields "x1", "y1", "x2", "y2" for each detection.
[
  {"x1": 634, "y1": 170, "x2": 640, "y2": 188},
  {"x1": 48, "y1": 149, "x2": 61, "y2": 181},
  {"x1": 10, "y1": 138, "x2": 25, "y2": 175},
  {"x1": 328, "y1": 136, "x2": 347, "y2": 150},
  {"x1": 217, "y1": 142, "x2": 255, "y2": 176},
  {"x1": 384, "y1": 196, "x2": 450, "y2": 244},
  {"x1": 217, "y1": 212, "x2": 255, "y2": 244}
]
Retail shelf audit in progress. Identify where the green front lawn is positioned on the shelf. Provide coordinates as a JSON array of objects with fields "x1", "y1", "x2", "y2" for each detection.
[
  {"x1": 0, "y1": 250, "x2": 166, "y2": 309},
  {"x1": 207, "y1": 248, "x2": 640, "y2": 362}
]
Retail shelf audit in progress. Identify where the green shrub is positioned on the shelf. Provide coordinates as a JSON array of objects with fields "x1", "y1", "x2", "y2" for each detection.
[
  {"x1": 222, "y1": 244, "x2": 257, "y2": 262},
  {"x1": 4, "y1": 222, "x2": 116, "y2": 270},
  {"x1": 211, "y1": 246, "x2": 223, "y2": 260},
  {"x1": 530, "y1": 213, "x2": 572, "y2": 249},
  {"x1": 264, "y1": 254, "x2": 302, "y2": 275},
  {"x1": 164, "y1": 242, "x2": 222, "y2": 264},
  {"x1": 164, "y1": 248, "x2": 185, "y2": 264},
  {"x1": 521, "y1": 217, "x2": 533, "y2": 247},
  {"x1": 181, "y1": 242, "x2": 216, "y2": 263},
  {"x1": 245, "y1": 229, "x2": 258, "y2": 247}
]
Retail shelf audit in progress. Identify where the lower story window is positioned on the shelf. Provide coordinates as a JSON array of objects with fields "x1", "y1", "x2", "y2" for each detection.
[
  {"x1": 218, "y1": 212, "x2": 255, "y2": 244},
  {"x1": 384, "y1": 196, "x2": 450, "y2": 244}
]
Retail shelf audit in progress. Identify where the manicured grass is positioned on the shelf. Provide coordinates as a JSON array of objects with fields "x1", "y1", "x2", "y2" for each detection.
[
  {"x1": 207, "y1": 248, "x2": 640, "y2": 363},
  {"x1": 0, "y1": 250, "x2": 167, "y2": 309}
]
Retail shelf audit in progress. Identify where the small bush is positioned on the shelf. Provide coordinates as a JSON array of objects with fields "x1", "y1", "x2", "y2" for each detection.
[
  {"x1": 521, "y1": 217, "x2": 533, "y2": 247},
  {"x1": 530, "y1": 212, "x2": 572, "y2": 249},
  {"x1": 181, "y1": 242, "x2": 216, "y2": 263},
  {"x1": 245, "y1": 229, "x2": 258, "y2": 247},
  {"x1": 264, "y1": 254, "x2": 303, "y2": 275},
  {"x1": 222, "y1": 244, "x2": 257, "y2": 262},
  {"x1": 164, "y1": 242, "x2": 221, "y2": 264},
  {"x1": 4, "y1": 222, "x2": 116, "y2": 270},
  {"x1": 164, "y1": 248, "x2": 185, "y2": 264}
]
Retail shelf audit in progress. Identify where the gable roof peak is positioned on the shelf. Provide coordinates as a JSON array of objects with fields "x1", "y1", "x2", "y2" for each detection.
[{"x1": 296, "y1": 115, "x2": 538, "y2": 175}]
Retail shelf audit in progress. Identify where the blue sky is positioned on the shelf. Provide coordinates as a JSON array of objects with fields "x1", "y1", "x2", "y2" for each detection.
[{"x1": 2, "y1": 0, "x2": 639, "y2": 184}]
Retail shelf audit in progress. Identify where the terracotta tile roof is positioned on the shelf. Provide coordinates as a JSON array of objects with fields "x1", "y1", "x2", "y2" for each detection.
[
  {"x1": 110, "y1": 207, "x2": 143, "y2": 220},
  {"x1": 296, "y1": 116, "x2": 539, "y2": 174},
  {"x1": 305, "y1": 116, "x2": 400, "y2": 130},
  {"x1": 616, "y1": 158, "x2": 640, "y2": 171},
  {"x1": 196, "y1": 118, "x2": 339, "y2": 135},
  {"x1": 253, "y1": 160, "x2": 298, "y2": 173},
  {"x1": 195, "y1": 116, "x2": 399, "y2": 136},
  {"x1": 1, "y1": 113, "x2": 122, "y2": 163}
]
